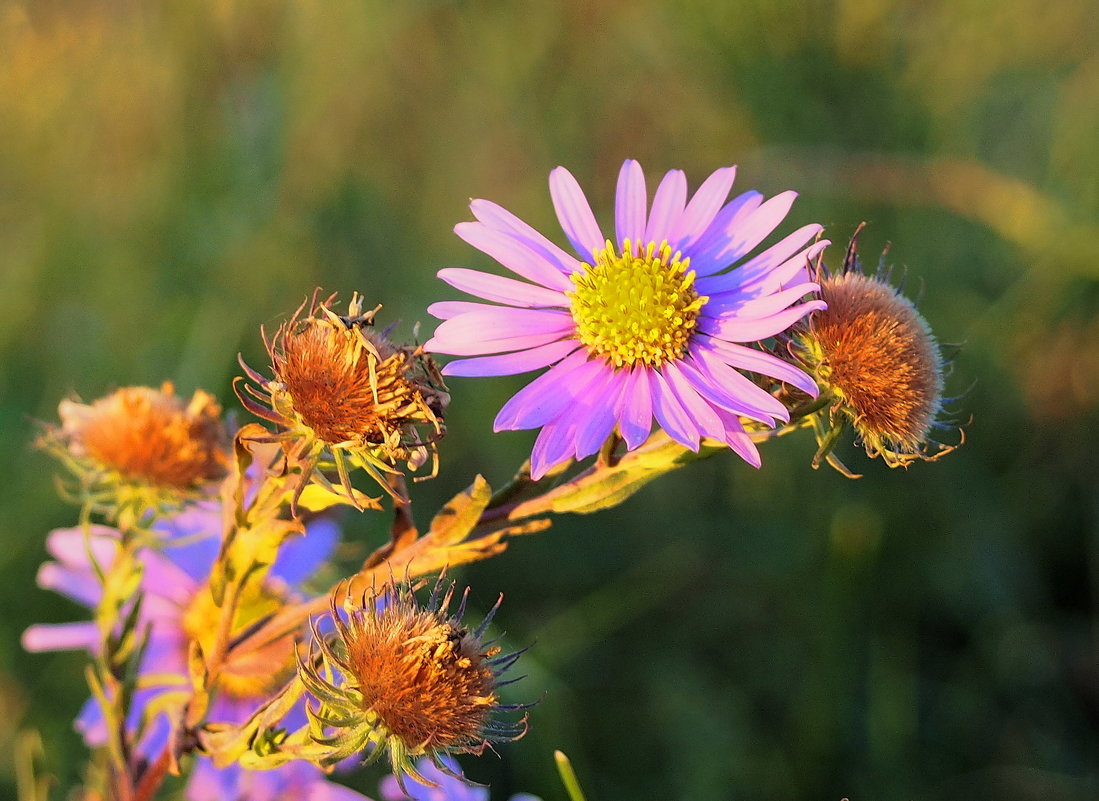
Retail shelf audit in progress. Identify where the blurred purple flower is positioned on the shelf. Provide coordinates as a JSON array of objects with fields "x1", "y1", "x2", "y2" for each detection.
[
  {"x1": 378, "y1": 756, "x2": 540, "y2": 801},
  {"x1": 23, "y1": 503, "x2": 372, "y2": 801},
  {"x1": 426, "y1": 159, "x2": 828, "y2": 478}
]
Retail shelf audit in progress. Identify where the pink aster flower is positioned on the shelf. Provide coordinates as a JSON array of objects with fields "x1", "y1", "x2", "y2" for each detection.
[{"x1": 425, "y1": 160, "x2": 828, "y2": 478}]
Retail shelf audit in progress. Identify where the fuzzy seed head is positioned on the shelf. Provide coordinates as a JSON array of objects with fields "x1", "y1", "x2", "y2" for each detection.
[
  {"x1": 808, "y1": 270, "x2": 943, "y2": 452},
  {"x1": 53, "y1": 383, "x2": 227, "y2": 490},
  {"x1": 274, "y1": 320, "x2": 418, "y2": 446},
  {"x1": 297, "y1": 579, "x2": 528, "y2": 789},
  {"x1": 345, "y1": 600, "x2": 497, "y2": 751}
]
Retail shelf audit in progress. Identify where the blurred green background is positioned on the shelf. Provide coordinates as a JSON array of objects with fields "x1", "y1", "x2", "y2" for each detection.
[{"x1": 2, "y1": 0, "x2": 1098, "y2": 799}]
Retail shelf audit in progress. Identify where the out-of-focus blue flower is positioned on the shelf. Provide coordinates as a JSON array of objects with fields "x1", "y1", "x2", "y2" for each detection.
[
  {"x1": 378, "y1": 756, "x2": 541, "y2": 801},
  {"x1": 23, "y1": 501, "x2": 372, "y2": 801}
]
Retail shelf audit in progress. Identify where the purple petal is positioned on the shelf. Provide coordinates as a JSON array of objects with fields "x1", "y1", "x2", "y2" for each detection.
[
  {"x1": 661, "y1": 362, "x2": 726, "y2": 441},
  {"x1": 141, "y1": 631, "x2": 189, "y2": 674},
  {"x1": 703, "y1": 282, "x2": 820, "y2": 319},
  {"x1": 37, "y1": 562, "x2": 100, "y2": 607},
  {"x1": 736, "y1": 239, "x2": 829, "y2": 296},
  {"x1": 573, "y1": 370, "x2": 627, "y2": 459},
  {"x1": 614, "y1": 367, "x2": 653, "y2": 450},
  {"x1": 686, "y1": 190, "x2": 763, "y2": 272},
  {"x1": 76, "y1": 696, "x2": 108, "y2": 746},
  {"x1": 695, "y1": 225, "x2": 822, "y2": 294},
  {"x1": 615, "y1": 160, "x2": 647, "y2": 248},
  {"x1": 667, "y1": 166, "x2": 737, "y2": 249},
  {"x1": 700, "y1": 336, "x2": 819, "y2": 397},
  {"x1": 23, "y1": 622, "x2": 99, "y2": 653},
  {"x1": 427, "y1": 301, "x2": 504, "y2": 321},
  {"x1": 381, "y1": 756, "x2": 482, "y2": 801},
  {"x1": 46, "y1": 526, "x2": 118, "y2": 570},
  {"x1": 442, "y1": 339, "x2": 581, "y2": 377},
  {"x1": 675, "y1": 358, "x2": 776, "y2": 424},
  {"x1": 644, "y1": 170, "x2": 687, "y2": 246},
  {"x1": 730, "y1": 223, "x2": 823, "y2": 285},
  {"x1": 493, "y1": 350, "x2": 602, "y2": 430},
  {"x1": 310, "y1": 780, "x2": 379, "y2": 801},
  {"x1": 530, "y1": 415, "x2": 581, "y2": 480},
  {"x1": 272, "y1": 517, "x2": 339, "y2": 587},
  {"x1": 154, "y1": 501, "x2": 221, "y2": 541},
  {"x1": 698, "y1": 300, "x2": 825, "y2": 342},
  {"x1": 455, "y1": 222, "x2": 574, "y2": 291},
  {"x1": 549, "y1": 167, "x2": 605, "y2": 259},
  {"x1": 712, "y1": 407, "x2": 762, "y2": 468},
  {"x1": 692, "y1": 191, "x2": 796, "y2": 277},
  {"x1": 185, "y1": 760, "x2": 246, "y2": 801},
  {"x1": 141, "y1": 548, "x2": 200, "y2": 608},
  {"x1": 438, "y1": 268, "x2": 567, "y2": 308},
  {"x1": 648, "y1": 369, "x2": 700, "y2": 450},
  {"x1": 684, "y1": 346, "x2": 789, "y2": 423},
  {"x1": 426, "y1": 308, "x2": 574, "y2": 356},
  {"x1": 470, "y1": 198, "x2": 580, "y2": 275}
]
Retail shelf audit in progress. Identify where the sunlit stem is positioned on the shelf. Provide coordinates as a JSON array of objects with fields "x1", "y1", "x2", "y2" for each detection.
[
  {"x1": 810, "y1": 413, "x2": 847, "y2": 469},
  {"x1": 202, "y1": 579, "x2": 243, "y2": 697},
  {"x1": 14, "y1": 731, "x2": 49, "y2": 801},
  {"x1": 788, "y1": 391, "x2": 834, "y2": 421},
  {"x1": 486, "y1": 462, "x2": 534, "y2": 510},
  {"x1": 555, "y1": 750, "x2": 589, "y2": 801},
  {"x1": 85, "y1": 503, "x2": 159, "y2": 801}
]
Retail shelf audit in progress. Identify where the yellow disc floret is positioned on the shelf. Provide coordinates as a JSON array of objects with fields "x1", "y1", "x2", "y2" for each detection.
[{"x1": 567, "y1": 239, "x2": 708, "y2": 369}]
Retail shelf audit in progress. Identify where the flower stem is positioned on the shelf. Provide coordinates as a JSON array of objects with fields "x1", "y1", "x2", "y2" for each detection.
[{"x1": 554, "y1": 751, "x2": 589, "y2": 801}]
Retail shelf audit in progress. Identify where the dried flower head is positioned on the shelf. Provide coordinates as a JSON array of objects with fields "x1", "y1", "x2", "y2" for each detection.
[
  {"x1": 297, "y1": 577, "x2": 529, "y2": 792},
  {"x1": 236, "y1": 292, "x2": 449, "y2": 503},
  {"x1": 42, "y1": 382, "x2": 227, "y2": 515},
  {"x1": 792, "y1": 224, "x2": 961, "y2": 474}
]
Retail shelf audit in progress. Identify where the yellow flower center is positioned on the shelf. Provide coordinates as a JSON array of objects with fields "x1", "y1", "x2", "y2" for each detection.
[
  {"x1": 183, "y1": 582, "x2": 298, "y2": 699},
  {"x1": 567, "y1": 239, "x2": 707, "y2": 368}
]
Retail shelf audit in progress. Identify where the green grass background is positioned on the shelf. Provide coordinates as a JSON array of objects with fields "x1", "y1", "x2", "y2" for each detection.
[{"x1": 2, "y1": 0, "x2": 1098, "y2": 798}]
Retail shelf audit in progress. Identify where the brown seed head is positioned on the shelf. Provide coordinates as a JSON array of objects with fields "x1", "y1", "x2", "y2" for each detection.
[
  {"x1": 238, "y1": 294, "x2": 448, "y2": 469},
  {"x1": 344, "y1": 592, "x2": 498, "y2": 752},
  {"x1": 276, "y1": 321, "x2": 408, "y2": 446},
  {"x1": 56, "y1": 382, "x2": 227, "y2": 489},
  {"x1": 810, "y1": 270, "x2": 943, "y2": 452},
  {"x1": 297, "y1": 578, "x2": 528, "y2": 787}
]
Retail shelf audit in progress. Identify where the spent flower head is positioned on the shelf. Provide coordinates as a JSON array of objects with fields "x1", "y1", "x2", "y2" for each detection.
[
  {"x1": 298, "y1": 577, "x2": 529, "y2": 793},
  {"x1": 236, "y1": 292, "x2": 449, "y2": 503},
  {"x1": 426, "y1": 159, "x2": 828, "y2": 478},
  {"x1": 41, "y1": 382, "x2": 228, "y2": 518},
  {"x1": 791, "y1": 224, "x2": 961, "y2": 474}
]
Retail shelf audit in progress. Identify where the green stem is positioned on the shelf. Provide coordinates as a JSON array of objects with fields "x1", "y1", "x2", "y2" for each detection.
[{"x1": 554, "y1": 751, "x2": 589, "y2": 801}]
